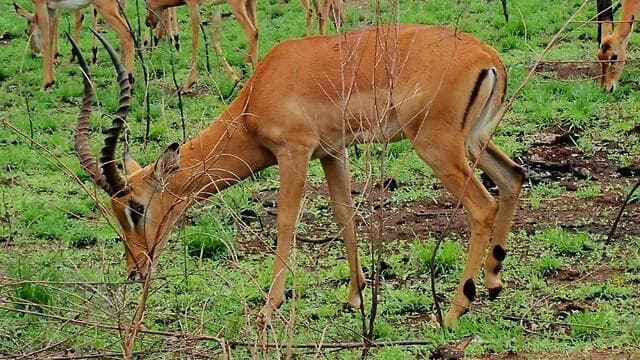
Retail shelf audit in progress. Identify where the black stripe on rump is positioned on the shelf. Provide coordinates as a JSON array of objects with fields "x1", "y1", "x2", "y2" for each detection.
[{"x1": 462, "y1": 68, "x2": 489, "y2": 130}]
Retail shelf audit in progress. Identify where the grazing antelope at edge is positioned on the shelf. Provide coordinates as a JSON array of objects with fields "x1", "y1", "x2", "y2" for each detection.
[
  {"x1": 73, "y1": 24, "x2": 524, "y2": 327},
  {"x1": 597, "y1": 0, "x2": 640, "y2": 91},
  {"x1": 13, "y1": 0, "x2": 134, "y2": 90},
  {"x1": 145, "y1": 0, "x2": 259, "y2": 92}
]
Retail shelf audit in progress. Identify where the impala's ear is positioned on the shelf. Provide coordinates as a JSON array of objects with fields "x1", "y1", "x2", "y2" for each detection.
[
  {"x1": 14, "y1": 2, "x2": 32, "y2": 20},
  {"x1": 123, "y1": 151, "x2": 142, "y2": 174},
  {"x1": 151, "y1": 143, "x2": 180, "y2": 189}
]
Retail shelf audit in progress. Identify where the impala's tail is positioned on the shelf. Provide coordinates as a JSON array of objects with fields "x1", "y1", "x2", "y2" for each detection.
[{"x1": 464, "y1": 65, "x2": 506, "y2": 160}]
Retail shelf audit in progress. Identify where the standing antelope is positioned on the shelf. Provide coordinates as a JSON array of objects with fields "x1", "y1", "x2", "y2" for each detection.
[
  {"x1": 74, "y1": 24, "x2": 523, "y2": 327},
  {"x1": 145, "y1": 0, "x2": 259, "y2": 92},
  {"x1": 597, "y1": 0, "x2": 640, "y2": 91},
  {"x1": 299, "y1": 0, "x2": 343, "y2": 35},
  {"x1": 13, "y1": 0, "x2": 134, "y2": 90}
]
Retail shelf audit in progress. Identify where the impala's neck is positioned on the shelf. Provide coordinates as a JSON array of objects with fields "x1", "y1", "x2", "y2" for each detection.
[
  {"x1": 616, "y1": 0, "x2": 640, "y2": 40},
  {"x1": 166, "y1": 109, "x2": 276, "y2": 208}
]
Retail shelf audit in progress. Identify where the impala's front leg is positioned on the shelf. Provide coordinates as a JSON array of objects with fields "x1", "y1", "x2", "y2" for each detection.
[
  {"x1": 35, "y1": 3, "x2": 54, "y2": 90},
  {"x1": 68, "y1": 10, "x2": 84, "y2": 64},
  {"x1": 258, "y1": 148, "x2": 312, "y2": 326},
  {"x1": 50, "y1": 9, "x2": 61, "y2": 63},
  {"x1": 183, "y1": 2, "x2": 201, "y2": 93},
  {"x1": 320, "y1": 152, "x2": 366, "y2": 308}
]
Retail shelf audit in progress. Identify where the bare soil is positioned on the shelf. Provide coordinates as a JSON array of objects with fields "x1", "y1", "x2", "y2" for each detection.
[{"x1": 243, "y1": 126, "x2": 640, "y2": 254}]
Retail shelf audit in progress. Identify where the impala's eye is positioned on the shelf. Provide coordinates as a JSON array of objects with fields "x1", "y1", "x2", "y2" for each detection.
[{"x1": 127, "y1": 201, "x2": 145, "y2": 228}]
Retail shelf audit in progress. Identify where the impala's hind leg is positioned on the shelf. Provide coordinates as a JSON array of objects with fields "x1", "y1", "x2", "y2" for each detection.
[
  {"x1": 409, "y1": 137, "x2": 497, "y2": 328},
  {"x1": 320, "y1": 151, "x2": 366, "y2": 309},
  {"x1": 470, "y1": 140, "x2": 524, "y2": 299}
]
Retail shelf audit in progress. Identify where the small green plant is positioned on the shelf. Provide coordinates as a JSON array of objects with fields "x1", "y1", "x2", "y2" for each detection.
[
  {"x1": 15, "y1": 284, "x2": 51, "y2": 312},
  {"x1": 528, "y1": 183, "x2": 564, "y2": 210},
  {"x1": 535, "y1": 227, "x2": 592, "y2": 256},
  {"x1": 567, "y1": 311, "x2": 614, "y2": 340},
  {"x1": 535, "y1": 254, "x2": 563, "y2": 276},
  {"x1": 575, "y1": 183, "x2": 602, "y2": 199},
  {"x1": 413, "y1": 239, "x2": 463, "y2": 275},
  {"x1": 181, "y1": 220, "x2": 235, "y2": 260}
]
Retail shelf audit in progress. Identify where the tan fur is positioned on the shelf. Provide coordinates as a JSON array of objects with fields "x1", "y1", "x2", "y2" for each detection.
[
  {"x1": 88, "y1": 25, "x2": 523, "y2": 328},
  {"x1": 145, "y1": 0, "x2": 259, "y2": 92},
  {"x1": 14, "y1": 0, "x2": 134, "y2": 90},
  {"x1": 598, "y1": 0, "x2": 640, "y2": 91}
]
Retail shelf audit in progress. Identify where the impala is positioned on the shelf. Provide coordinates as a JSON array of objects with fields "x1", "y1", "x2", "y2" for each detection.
[
  {"x1": 74, "y1": 24, "x2": 523, "y2": 327},
  {"x1": 299, "y1": 0, "x2": 343, "y2": 35},
  {"x1": 145, "y1": 0, "x2": 258, "y2": 92},
  {"x1": 597, "y1": 0, "x2": 640, "y2": 91},
  {"x1": 14, "y1": 0, "x2": 133, "y2": 90},
  {"x1": 15, "y1": 3, "x2": 84, "y2": 63}
]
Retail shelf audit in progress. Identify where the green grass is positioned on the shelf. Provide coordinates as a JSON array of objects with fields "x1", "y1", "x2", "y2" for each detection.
[{"x1": 1, "y1": 0, "x2": 640, "y2": 358}]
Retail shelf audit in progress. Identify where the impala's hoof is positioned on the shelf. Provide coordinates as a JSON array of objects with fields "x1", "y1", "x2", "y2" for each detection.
[
  {"x1": 488, "y1": 286, "x2": 503, "y2": 300},
  {"x1": 256, "y1": 306, "x2": 274, "y2": 328},
  {"x1": 41, "y1": 80, "x2": 55, "y2": 91}
]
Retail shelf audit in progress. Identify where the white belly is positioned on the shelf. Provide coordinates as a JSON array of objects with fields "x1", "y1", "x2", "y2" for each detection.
[{"x1": 49, "y1": 0, "x2": 92, "y2": 10}]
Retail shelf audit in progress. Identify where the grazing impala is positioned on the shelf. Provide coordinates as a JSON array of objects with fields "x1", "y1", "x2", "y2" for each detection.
[
  {"x1": 73, "y1": 24, "x2": 523, "y2": 327},
  {"x1": 597, "y1": 0, "x2": 640, "y2": 91},
  {"x1": 14, "y1": 0, "x2": 134, "y2": 90},
  {"x1": 145, "y1": 0, "x2": 258, "y2": 92}
]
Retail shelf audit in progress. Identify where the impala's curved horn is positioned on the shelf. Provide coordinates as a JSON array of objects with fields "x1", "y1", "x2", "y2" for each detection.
[
  {"x1": 90, "y1": 28, "x2": 132, "y2": 197},
  {"x1": 68, "y1": 32, "x2": 110, "y2": 192}
]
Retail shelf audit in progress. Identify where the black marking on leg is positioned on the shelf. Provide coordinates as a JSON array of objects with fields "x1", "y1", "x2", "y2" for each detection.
[
  {"x1": 493, "y1": 245, "x2": 506, "y2": 262},
  {"x1": 493, "y1": 263, "x2": 502, "y2": 276},
  {"x1": 91, "y1": 47, "x2": 98, "y2": 64},
  {"x1": 128, "y1": 73, "x2": 135, "y2": 85},
  {"x1": 462, "y1": 68, "x2": 489, "y2": 129},
  {"x1": 488, "y1": 286, "x2": 503, "y2": 300},
  {"x1": 463, "y1": 279, "x2": 476, "y2": 302}
]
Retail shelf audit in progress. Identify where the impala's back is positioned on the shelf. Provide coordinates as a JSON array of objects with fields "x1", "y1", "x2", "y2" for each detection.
[{"x1": 240, "y1": 25, "x2": 506, "y2": 159}]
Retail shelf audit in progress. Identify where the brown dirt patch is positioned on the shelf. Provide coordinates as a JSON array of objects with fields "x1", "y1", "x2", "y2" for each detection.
[{"x1": 533, "y1": 61, "x2": 600, "y2": 80}]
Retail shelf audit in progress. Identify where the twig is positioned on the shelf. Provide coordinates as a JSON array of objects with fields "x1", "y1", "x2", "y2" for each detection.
[
  {"x1": 605, "y1": 178, "x2": 640, "y2": 244},
  {"x1": 200, "y1": 22, "x2": 211, "y2": 73},
  {"x1": 168, "y1": 37, "x2": 187, "y2": 141}
]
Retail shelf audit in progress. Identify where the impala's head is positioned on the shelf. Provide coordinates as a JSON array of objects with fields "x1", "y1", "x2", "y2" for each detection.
[
  {"x1": 597, "y1": 20, "x2": 629, "y2": 92},
  {"x1": 70, "y1": 31, "x2": 182, "y2": 282},
  {"x1": 13, "y1": 2, "x2": 43, "y2": 54}
]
